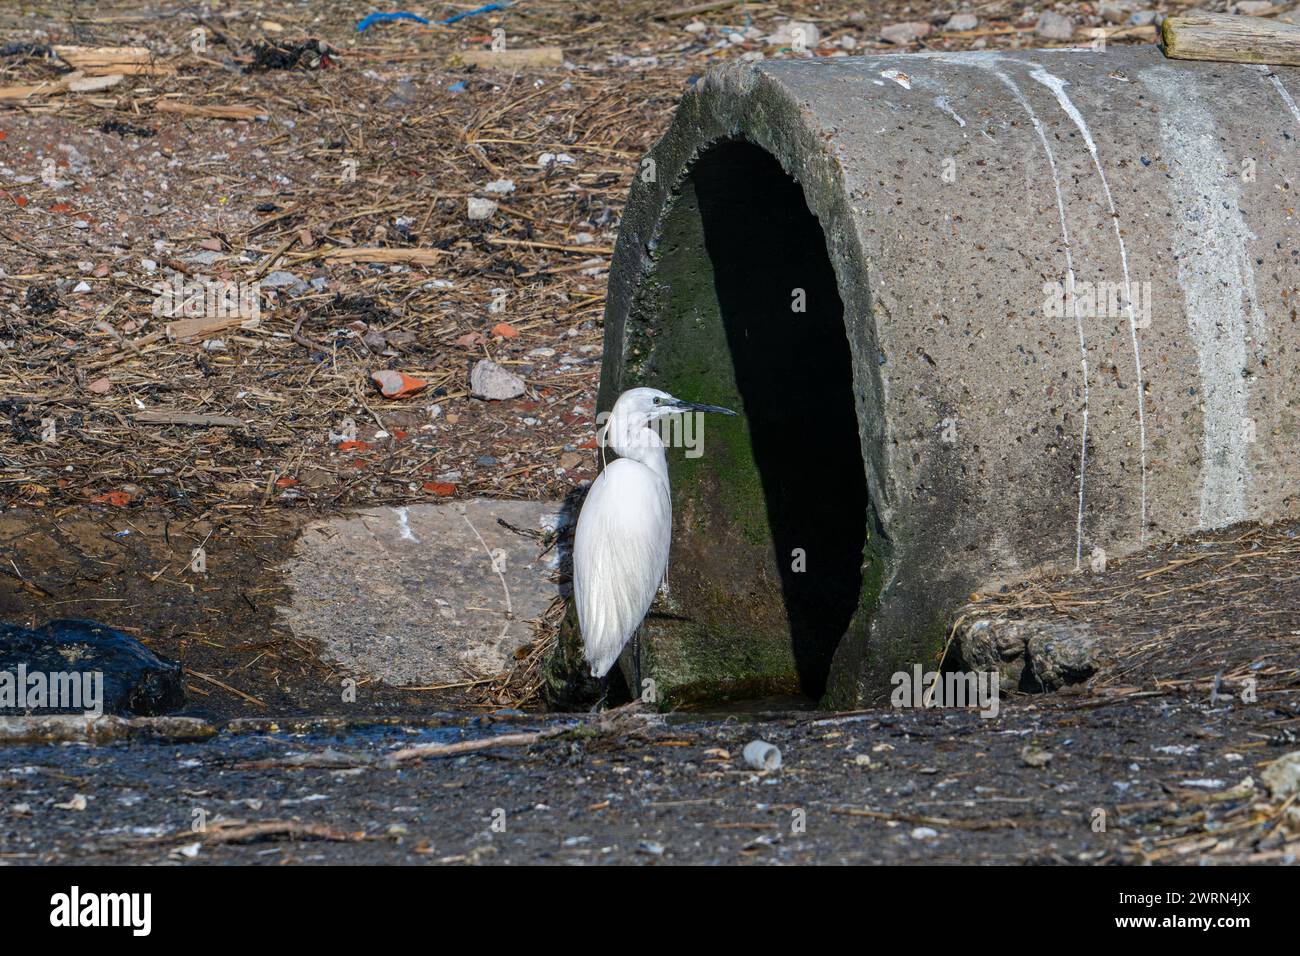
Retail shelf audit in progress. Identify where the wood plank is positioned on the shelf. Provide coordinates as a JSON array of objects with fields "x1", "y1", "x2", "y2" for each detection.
[
  {"x1": 446, "y1": 47, "x2": 565, "y2": 69},
  {"x1": 166, "y1": 316, "x2": 252, "y2": 342},
  {"x1": 314, "y1": 246, "x2": 445, "y2": 266},
  {"x1": 53, "y1": 44, "x2": 173, "y2": 75},
  {"x1": 1162, "y1": 12, "x2": 1300, "y2": 66},
  {"x1": 155, "y1": 101, "x2": 267, "y2": 121}
]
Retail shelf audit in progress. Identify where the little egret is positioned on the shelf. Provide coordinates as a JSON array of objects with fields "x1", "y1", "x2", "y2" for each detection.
[{"x1": 573, "y1": 387, "x2": 737, "y2": 698}]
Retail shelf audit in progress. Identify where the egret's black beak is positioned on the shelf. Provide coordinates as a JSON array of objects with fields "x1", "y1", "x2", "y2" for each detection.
[{"x1": 671, "y1": 399, "x2": 738, "y2": 416}]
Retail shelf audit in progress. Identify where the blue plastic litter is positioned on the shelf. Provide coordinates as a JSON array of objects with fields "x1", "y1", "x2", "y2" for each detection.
[
  {"x1": 356, "y1": 11, "x2": 430, "y2": 32},
  {"x1": 357, "y1": 4, "x2": 511, "y2": 32},
  {"x1": 440, "y1": 3, "x2": 510, "y2": 25}
]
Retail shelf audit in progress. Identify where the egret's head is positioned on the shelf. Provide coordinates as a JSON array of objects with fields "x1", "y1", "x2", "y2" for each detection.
[{"x1": 611, "y1": 387, "x2": 737, "y2": 430}]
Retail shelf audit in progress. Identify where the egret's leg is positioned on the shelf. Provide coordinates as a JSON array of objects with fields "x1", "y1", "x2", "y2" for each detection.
[
  {"x1": 632, "y1": 627, "x2": 642, "y2": 700},
  {"x1": 590, "y1": 674, "x2": 609, "y2": 713}
]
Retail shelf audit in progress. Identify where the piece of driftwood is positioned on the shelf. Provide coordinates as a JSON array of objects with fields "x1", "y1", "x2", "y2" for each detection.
[
  {"x1": 313, "y1": 246, "x2": 445, "y2": 266},
  {"x1": 0, "y1": 72, "x2": 124, "y2": 100},
  {"x1": 155, "y1": 101, "x2": 267, "y2": 120},
  {"x1": 166, "y1": 315, "x2": 251, "y2": 342},
  {"x1": 1162, "y1": 12, "x2": 1300, "y2": 66},
  {"x1": 52, "y1": 45, "x2": 173, "y2": 76},
  {"x1": 446, "y1": 47, "x2": 565, "y2": 69}
]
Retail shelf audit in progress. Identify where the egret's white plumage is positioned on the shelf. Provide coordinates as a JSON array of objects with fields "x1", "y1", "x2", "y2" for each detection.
[{"x1": 573, "y1": 387, "x2": 735, "y2": 680}]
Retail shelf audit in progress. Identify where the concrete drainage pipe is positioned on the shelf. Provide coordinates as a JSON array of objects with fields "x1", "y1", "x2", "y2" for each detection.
[{"x1": 585, "y1": 46, "x2": 1300, "y2": 709}]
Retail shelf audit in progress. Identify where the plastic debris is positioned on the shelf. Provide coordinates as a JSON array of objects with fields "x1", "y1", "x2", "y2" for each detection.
[
  {"x1": 743, "y1": 740, "x2": 782, "y2": 771},
  {"x1": 356, "y1": 12, "x2": 430, "y2": 32}
]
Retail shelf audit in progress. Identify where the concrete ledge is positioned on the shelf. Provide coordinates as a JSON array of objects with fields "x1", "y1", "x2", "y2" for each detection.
[{"x1": 0, "y1": 715, "x2": 215, "y2": 745}]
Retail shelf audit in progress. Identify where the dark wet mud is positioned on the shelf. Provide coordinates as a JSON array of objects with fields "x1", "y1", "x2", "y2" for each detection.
[
  {"x1": 2, "y1": 690, "x2": 1296, "y2": 865},
  {"x1": 0, "y1": 507, "x2": 478, "y2": 718}
]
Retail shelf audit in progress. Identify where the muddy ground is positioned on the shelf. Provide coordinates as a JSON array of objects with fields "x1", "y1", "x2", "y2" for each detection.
[
  {"x1": 0, "y1": 505, "x2": 493, "y2": 716},
  {"x1": 1, "y1": 503, "x2": 1299, "y2": 866},
  {"x1": 2, "y1": 688, "x2": 1297, "y2": 865}
]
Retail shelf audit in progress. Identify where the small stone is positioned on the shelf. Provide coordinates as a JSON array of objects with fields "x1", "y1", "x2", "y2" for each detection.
[
  {"x1": 1021, "y1": 744, "x2": 1054, "y2": 768},
  {"x1": 1035, "y1": 11, "x2": 1076, "y2": 40},
  {"x1": 1100, "y1": 3, "x2": 1130, "y2": 24},
  {"x1": 1261, "y1": 753, "x2": 1300, "y2": 827},
  {"x1": 184, "y1": 250, "x2": 220, "y2": 267},
  {"x1": 1128, "y1": 9, "x2": 1158, "y2": 25},
  {"x1": 467, "y1": 197, "x2": 498, "y2": 221},
  {"x1": 910, "y1": 826, "x2": 939, "y2": 840},
  {"x1": 1235, "y1": 0, "x2": 1274, "y2": 13},
  {"x1": 470, "y1": 358, "x2": 526, "y2": 401},
  {"x1": 261, "y1": 270, "x2": 299, "y2": 289},
  {"x1": 880, "y1": 21, "x2": 933, "y2": 44},
  {"x1": 944, "y1": 13, "x2": 979, "y2": 31},
  {"x1": 86, "y1": 377, "x2": 111, "y2": 394},
  {"x1": 484, "y1": 178, "x2": 515, "y2": 194},
  {"x1": 362, "y1": 330, "x2": 387, "y2": 351},
  {"x1": 72, "y1": 281, "x2": 91, "y2": 293},
  {"x1": 684, "y1": 19, "x2": 707, "y2": 33},
  {"x1": 765, "y1": 20, "x2": 820, "y2": 49}
]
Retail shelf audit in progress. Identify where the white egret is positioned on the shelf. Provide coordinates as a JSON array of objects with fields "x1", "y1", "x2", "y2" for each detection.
[{"x1": 573, "y1": 387, "x2": 737, "y2": 700}]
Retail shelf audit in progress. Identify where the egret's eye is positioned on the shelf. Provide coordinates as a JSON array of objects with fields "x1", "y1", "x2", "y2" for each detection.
[{"x1": 652, "y1": 397, "x2": 661, "y2": 405}]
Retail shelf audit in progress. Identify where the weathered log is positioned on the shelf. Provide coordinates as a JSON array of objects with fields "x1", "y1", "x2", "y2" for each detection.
[{"x1": 1162, "y1": 12, "x2": 1300, "y2": 67}]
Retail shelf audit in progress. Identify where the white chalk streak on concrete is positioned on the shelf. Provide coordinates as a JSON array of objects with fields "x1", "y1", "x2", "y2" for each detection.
[
  {"x1": 933, "y1": 95, "x2": 967, "y2": 127},
  {"x1": 1144, "y1": 68, "x2": 1257, "y2": 528},
  {"x1": 1029, "y1": 66, "x2": 1148, "y2": 542},
  {"x1": 393, "y1": 506, "x2": 419, "y2": 543},
  {"x1": 995, "y1": 70, "x2": 1092, "y2": 570},
  {"x1": 1269, "y1": 73, "x2": 1300, "y2": 128}
]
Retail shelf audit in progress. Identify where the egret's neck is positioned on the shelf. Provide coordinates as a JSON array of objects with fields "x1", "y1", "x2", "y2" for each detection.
[{"x1": 607, "y1": 412, "x2": 669, "y2": 483}]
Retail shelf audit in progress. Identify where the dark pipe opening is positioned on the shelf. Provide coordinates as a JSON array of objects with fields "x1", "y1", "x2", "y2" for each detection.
[{"x1": 690, "y1": 141, "x2": 868, "y2": 698}]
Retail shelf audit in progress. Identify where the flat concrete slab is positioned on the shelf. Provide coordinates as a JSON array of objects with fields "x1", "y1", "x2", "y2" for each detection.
[{"x1": 278, "y1": 500, "x2": 566, "y2": 686}]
